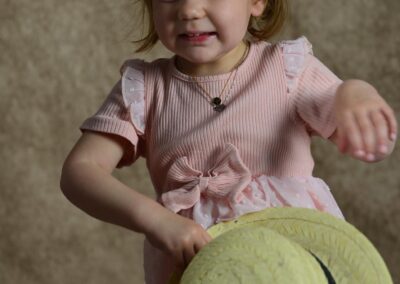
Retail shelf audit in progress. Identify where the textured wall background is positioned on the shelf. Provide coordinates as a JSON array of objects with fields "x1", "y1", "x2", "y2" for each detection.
[{"x1": 1, "y1": 0, "x2": 399, "y2": 283}]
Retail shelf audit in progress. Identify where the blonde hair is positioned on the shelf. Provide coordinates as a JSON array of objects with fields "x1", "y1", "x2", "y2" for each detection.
[{"x1": 133, "y1": 0, "x2": 288, "y2": 53}]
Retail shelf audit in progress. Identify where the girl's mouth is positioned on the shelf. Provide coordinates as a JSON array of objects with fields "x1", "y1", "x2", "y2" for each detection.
[{"x1": 179, "y1": 32, "x2": 217, "y2": 43}]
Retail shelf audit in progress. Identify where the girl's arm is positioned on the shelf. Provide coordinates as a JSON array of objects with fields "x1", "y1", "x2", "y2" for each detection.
[
  {"x1": 60, "y1": 131, "x2": 212, "y2": 269},
  {"x1": 328, "y1": 79, "x2": 397, "y2": 162},
  {"x1": 60, "y1": 131, "x2": 169, "y2": 233}
]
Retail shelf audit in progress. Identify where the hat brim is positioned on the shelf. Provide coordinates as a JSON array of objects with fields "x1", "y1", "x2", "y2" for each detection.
[
  {"x1": 169, "y1": 207, "x2": 393, "y2": 284},
  {"x1": 182, "y1": 226, "x2": 328, "y2": 283}
]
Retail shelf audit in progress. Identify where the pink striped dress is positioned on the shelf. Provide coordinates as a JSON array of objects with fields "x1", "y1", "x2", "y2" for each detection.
[{"x1": 80, "y1": 36, "x2": 345, "y2": 284}]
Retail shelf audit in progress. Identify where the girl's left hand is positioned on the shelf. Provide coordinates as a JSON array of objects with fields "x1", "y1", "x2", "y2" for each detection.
[{"x1": 331, "y1": 79, "x2": 397, "y2": 162}]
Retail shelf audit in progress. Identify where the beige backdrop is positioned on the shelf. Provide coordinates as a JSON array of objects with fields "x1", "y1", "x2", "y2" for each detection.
[{"x1": 1, "y1": 0, "x2": 399, "y2": 283}]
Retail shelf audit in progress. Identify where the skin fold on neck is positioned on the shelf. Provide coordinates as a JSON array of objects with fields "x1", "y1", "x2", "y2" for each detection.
[{"x1": 175, "y1": 41, "x2": 249, "y2": 76}]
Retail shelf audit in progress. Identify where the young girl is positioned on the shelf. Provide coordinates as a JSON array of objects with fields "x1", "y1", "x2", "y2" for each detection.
[{"x1": 60, "y1": 0, "x2": 397, "y2": 283}]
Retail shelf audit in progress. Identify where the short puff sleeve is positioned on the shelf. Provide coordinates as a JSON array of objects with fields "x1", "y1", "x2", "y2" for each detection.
[
  {"x1": 280, "y1": 37, "x2": 343, "y2": 139},
  {"x1": 80, "y1": 59, "x2": 146, "y2": 167}
]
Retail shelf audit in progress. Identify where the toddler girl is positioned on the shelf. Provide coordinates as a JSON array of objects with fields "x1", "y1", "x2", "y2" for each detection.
[{"x1": 60, "y1": 0, "x2": 397, "y2": 283}]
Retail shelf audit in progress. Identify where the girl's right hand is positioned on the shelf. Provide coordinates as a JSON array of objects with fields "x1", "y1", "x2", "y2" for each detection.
[{"x1": 144, "y1": 210, "x2": 213, "y2": 273}]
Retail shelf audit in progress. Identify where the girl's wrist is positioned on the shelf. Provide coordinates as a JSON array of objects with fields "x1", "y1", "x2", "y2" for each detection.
[
  {"x1": 335, "y1": 79, "x2": 379, "y2": 103},
  {"x1": 134, "y1": 200, "x2": 175, "y2": 237}
]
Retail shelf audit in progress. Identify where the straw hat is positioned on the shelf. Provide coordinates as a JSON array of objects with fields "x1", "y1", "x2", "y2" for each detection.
[{"x1": 169, "y1": 207, "x2": 393, "y2": 284}]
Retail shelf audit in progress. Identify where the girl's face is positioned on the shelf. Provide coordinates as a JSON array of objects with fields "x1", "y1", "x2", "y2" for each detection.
[{"x1": 152, "y1": 0, "x2": 265, "y2": 75}]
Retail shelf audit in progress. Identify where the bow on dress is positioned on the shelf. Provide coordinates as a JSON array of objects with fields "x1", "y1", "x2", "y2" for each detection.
[{"x1": 161, "y1": 143, "x2": 252, "y2": 214}]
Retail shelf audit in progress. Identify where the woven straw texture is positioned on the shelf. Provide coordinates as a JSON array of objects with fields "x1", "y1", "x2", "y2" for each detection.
[
  {"x1": 170, "y1": 208, "x2": 393, "y2": 284},
  {"x1": 182, "y1": 227, "x2": 326, "y2": 283}
]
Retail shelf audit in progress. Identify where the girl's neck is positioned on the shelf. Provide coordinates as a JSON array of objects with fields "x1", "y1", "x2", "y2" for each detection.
[{"x1": 174, "y1": 41, "x2": 249, "y2": 76}]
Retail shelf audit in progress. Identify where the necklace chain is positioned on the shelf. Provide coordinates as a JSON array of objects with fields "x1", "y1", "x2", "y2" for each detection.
[{"x1": 191, "y1": 42, "x2": 249, "y2": 112}]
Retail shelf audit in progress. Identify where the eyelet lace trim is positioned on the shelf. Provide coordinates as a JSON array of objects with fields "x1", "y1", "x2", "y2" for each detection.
[
  {"x1": 121, "y1": 60, "x2": 145, "y2": 136},
  {"x1": 279, "y1": 36, "x2": 313, "y2": 94}
]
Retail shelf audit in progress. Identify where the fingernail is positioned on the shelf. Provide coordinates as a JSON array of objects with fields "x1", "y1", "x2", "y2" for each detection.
[
  {"x1": 390, "y1": 132, "x2": 397, "y2": 141},
  {"x1": 366, "y1": 153, "x2": 375, "y2": 161},
  {"x1": 379, "y1": 145, "x2": 388, "y2": 154},
  {"x1": 354, "y1": 150, "x2": 365, "y2": 157}
]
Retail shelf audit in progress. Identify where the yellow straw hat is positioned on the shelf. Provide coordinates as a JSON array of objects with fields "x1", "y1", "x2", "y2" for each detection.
[{"x1": 169, "y1": 207, "x2": 393, "y2": 284}]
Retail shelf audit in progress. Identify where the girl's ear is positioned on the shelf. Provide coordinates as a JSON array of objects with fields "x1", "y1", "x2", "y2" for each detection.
[{"x1": 250, "y1": 0, "x2": 267, "y2": 17}]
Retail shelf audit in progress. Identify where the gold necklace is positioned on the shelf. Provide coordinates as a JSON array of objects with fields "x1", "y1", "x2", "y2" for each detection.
[{"x1": 191, "y1": 42, "x2": 249, "y2": 112}]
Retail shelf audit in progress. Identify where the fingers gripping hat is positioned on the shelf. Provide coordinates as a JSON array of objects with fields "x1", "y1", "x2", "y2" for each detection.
[{"x1": 169, "y1": 207, "x2": 393, "y2": 284}]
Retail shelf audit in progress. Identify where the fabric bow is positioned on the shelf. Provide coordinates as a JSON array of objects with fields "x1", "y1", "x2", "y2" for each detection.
[{"x1": 161, "y1": 143, "x2": 252, "y2": 213}]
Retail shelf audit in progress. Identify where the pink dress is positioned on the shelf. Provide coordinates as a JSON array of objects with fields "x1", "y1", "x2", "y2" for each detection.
[{"x1": 80, "y1": 36, "x2": 345, "y2": 284}]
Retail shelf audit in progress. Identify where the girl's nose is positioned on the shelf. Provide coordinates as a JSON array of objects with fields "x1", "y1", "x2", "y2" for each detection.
[{"x1": 177, "y1": 0, "x2": 205, "y2": 20}]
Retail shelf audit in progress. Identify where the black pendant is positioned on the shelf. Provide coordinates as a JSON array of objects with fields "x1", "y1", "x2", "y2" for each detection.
[
  {"x1": 211, "y1": 97, "x2": 225, "y2": 112},
  {"x1": 211, "y1": 97, "x2": 222, "y2": 105}
]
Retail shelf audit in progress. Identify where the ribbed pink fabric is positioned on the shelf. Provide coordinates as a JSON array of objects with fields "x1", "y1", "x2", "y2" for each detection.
[{"x1": 80, "y1": 37, "x2": 344, "y2": 284}]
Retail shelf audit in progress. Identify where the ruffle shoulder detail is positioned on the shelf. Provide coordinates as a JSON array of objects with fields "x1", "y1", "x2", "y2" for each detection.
[
  {"x1": 120, "y1": 59, "x2": 146, "y2": 136},
  {"x1": 278, "y1": 36, "x2": 313, "y2": 94}
]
